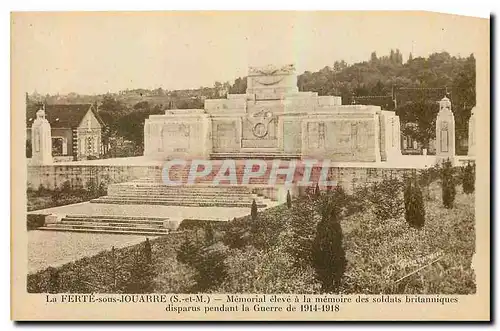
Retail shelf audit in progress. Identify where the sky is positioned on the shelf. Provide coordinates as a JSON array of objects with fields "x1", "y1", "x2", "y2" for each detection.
[{"x1": 12, "y1": 11, "x2": 487, "y2": 95}]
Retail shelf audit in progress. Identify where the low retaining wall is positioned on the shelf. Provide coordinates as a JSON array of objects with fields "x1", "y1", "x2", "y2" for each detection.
[
  {"x1": 28, "y1": 163, "x2": 417, "y2": 193},
  {"x1": 254, "y1": 167, "x2": 418, "y2": 202},
  {"x1": 27, "y1": 165, "x2": 161, "y2": 191}
]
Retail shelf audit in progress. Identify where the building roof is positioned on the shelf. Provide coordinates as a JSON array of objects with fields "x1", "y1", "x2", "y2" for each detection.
[{"x1": 26, "y1": 104, "x2": 106, "y2": 128}]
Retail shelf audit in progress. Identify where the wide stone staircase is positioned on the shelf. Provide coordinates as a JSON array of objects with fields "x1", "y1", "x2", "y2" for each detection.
[
  {"x1": 90, "y1": 179, "x2": 270, "y2": 208},
  {"x1": 38, "y1": 214, "x2": 176, "y2": 236},
  {"x1": 37, "y1": 166, "x2": 279, "y2": 235}
]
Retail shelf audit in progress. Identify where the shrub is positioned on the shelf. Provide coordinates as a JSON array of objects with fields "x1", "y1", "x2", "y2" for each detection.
[
  {"x1": 27, "y1": 214, "x2": 46, "y2": 230},
  {"x1": 368, "y1": 177, "x2": 404, "y2": 221},
  {"x1": 176, "y1": 237, "x2": 202, "y2": 266},
  {"x1": 404, "y1": 176, "x2": 425, "y2": 228},
  {"x1": 349, "y1": 184, "x2": 371, "y2": 215},
  {"x1": 37, "y1": 184, "x2": 47, "y2": 195},
  {"x1": 125, "y1": 251, "x2": 155, "y2": 293},
  {"x1": 312, "y1": 200, "x2": 346, "y2": 293},
  {"x1": 177, "y1": 219, "x2": 220, "y2": 231},
  {"x1": 98, "y1": 181, "x2": 108, "y2": 196},
  {"x1": 441, "y1": 159, "x2": 456, "y2": 209},
  {"x1": 192, "y1": 242, "x2": 229, "y2": 292},
  {"x1": 288, "y1": 198, "x2": 320, "y2": 268},
  {"x1": 204, "y1": 223, "x2": 215, "y2": 244},
  {"x1": 251, "y1": 199, "x2": 258, "y2": 220},
  {"x1": 60, "y1": 180, "x2": 72, "y2": 192},
  {"x1": 86, "y1": 179, "x2": 99, "y2": 195},
  {"x1": 462, "y1": 162, "x2": 475, "y2": 194},
  {"x1": 314, "y1": 183, "x2": 321, "y2": 198},
  {"x1": 221, "y1": 217, "x2": 250, "y2": 249},
  {"x1": 418, "y1": 165, "x2": 440, "y2": 200}
]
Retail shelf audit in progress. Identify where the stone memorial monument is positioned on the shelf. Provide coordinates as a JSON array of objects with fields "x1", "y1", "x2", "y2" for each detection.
[
  {"x1": 435, "y1": 96, "x2": 455, "y2": 159},
  {"x1": 144, "y1": 64, "x2": 402, "y2": 162},
  {"x1": 30, "y1": 105, "x2": 53, "y2": 165}
]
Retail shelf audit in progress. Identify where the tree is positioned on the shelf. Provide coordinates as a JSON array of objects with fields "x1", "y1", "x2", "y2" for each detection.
[
  {"x1": 115, "y1": 111, "x2": 149, "y2": 148},
  {"x1": 177, "y1": 237, "x2": 202, "y2": 266},
  {"x1": 125, "y1": 250, "x2": 155, "y2": 293},
  {"x1": 314, "y1": 183, "x2": 321, "y2": 198},
  {"x1": 441, "y1": 159, "x2": 456, "y2": 209},
  {"x1": 404, "y1": 176, "x2": 425, "y2": 228},
  {"x1": 418, "y1": 165, "x2": 440, "y2": 200},
  {"x1": 311, "y1": 201, "x2": 346, "y2": 293},
  {"x1": 98, "y1": 94, "x2": 128, "y2": 130},
  {"x1": 286, "y1": 190, "x2": 292, "y2": 209},
  {"x1": 192, "y1": 243, "x2": 229, "y2": 292},
  {"x1": 367, "y1": 178, "x2": 404, "y2": 221},
  {"x1": 397, "y1": 101, "x2": 440, "y2": 149},
  {"x1": 230, "y1": 77, "x2": 247, "y2": 94},
  {"x1": 288, "y1": 198, "x2": 320, "y2": 268},
  {"x1": 453, "y1": 54, "x2": 476, "y2": 140},
  {"x1": 251, "y1": 199, "x2": 258, "y2": 220},
  {"x1": 462, "y1": 162, "x2": 475, "y2": 194}
]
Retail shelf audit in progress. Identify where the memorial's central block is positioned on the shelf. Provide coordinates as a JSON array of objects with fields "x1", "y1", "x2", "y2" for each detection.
[{"x1": 144, "y1": 64, "x2": 402, "y2": 162}]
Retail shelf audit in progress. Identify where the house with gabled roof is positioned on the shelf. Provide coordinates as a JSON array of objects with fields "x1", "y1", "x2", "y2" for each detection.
[{"x1": 26, "y1": 104, "x2": 107, "y2": 161}]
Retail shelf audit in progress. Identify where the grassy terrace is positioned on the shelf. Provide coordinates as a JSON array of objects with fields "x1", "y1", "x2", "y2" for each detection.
[
  {"x1": 27, "y1": 187, "x2": 104, "y2": 212},
  {"x1": 28, "y1": 179, "x2": 475, "y2": 294}
]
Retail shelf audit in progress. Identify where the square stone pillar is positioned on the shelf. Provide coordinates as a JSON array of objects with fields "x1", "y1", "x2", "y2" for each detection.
[
  {"x1": 468, "y1": 107, "x2": 476, "y2": 156},
  {"x1": 379, "y1": 111, "x2": 402, "y2": 161},
  {"x1": 31, "y1": 106, "x2": 53, "y2": 165},
  {"x1": 435, "y1": 97, "x2": 455, "y2": 158}
]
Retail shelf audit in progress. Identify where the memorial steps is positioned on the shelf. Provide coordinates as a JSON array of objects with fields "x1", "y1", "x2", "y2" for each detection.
[
  {"x1": 209, "y1": 152, "x2": 302, "y2": 160},
  {"x1": 90, "y1": 182, "x2": 270, "y2": 208},
  {"x1": 38, "y1": 215, "x2": 174, "y2": 235},
  {"x1": 37, "y1": 167, "x2": 279, "y2": 234}
]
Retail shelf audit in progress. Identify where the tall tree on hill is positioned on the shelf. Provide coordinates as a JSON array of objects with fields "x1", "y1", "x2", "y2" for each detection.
[
  {"x1": 441, "y1": 159, "x2": 456, "y2": 209},
  {"x1": 396, "y1": 100, "x2": 440, "y2": 150},
  {"x1": 404, "y1": 175, "x2": 425, "y2": 228},
  {"x1": 286, "y1": 190, "x2": 292, "y2": 209},
  {"x1": 115, "y1": 111, "x2": 148, "y2": 151},
  {"x1": 251, "y1": 199, "x2": 258, "y2": 220},
  {"x1": 312, "y1": 194, "x2": 346, "y2": 293},
  {"x1": 453, "y1": 54, "x2": 476, "y2": 136},
  {"x1": 229, "y1": 77, "x2": 247, "y2": 94},
  {"x1": 462, "y1": 162, "x2": 475, "y2": 194},
  {"x1": 98, "y1": 94, "x2": 128, "y2": 127},
  {"x1": 314, "y1": 183, "x2": 321, "y2": 198}
]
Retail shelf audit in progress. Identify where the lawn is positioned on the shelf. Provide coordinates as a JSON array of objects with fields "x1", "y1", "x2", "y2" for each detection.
[
  {"x1": 27, "y1": 188, "x2": 102, "y2": 212},
  {"x1": 341, "y1": 181, "x2": 475, "y2": 294},
  {"x1": 27, "y1": 179, "x2": 476, "y2": 294}
]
